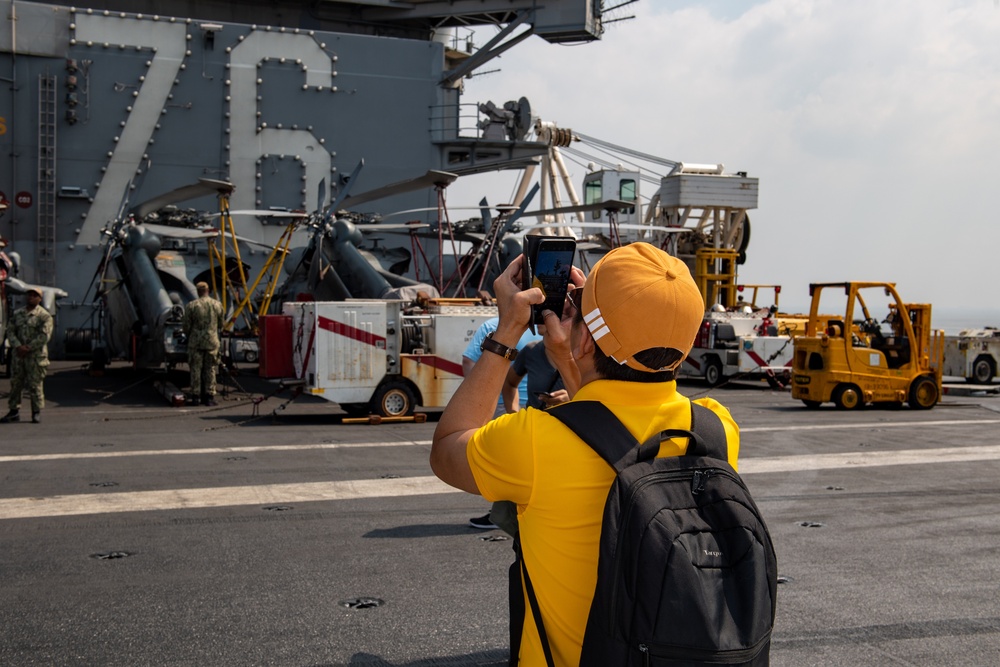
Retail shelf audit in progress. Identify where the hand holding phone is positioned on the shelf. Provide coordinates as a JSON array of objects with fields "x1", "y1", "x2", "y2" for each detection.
[{"x1": 523, "y1": 235, "x2": 576, "y2": 325}]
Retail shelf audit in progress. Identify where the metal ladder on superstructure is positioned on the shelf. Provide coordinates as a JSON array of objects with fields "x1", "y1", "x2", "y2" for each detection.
[{"x1": 37, "y1": 74, "x2": 58, "y2": 286}]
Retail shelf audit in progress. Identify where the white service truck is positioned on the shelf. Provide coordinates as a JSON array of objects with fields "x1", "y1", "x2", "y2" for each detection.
[
  {"x1": 942, "y1": 328, "x2": 1000, "y2": 384},
  {"x1": 678, "y1": 310, "x2": 794, "y2": 387},
  {"x1": 279, "y1": 299, "x2": 496, "y2": 416}
]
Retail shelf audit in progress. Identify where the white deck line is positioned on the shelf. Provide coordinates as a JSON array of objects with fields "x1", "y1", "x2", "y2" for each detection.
[
  {"x1": 4, "y1": 418, "x2": 999, "y2": 464},
  {"x1": 4, "y1": 439, "x2": 1000, "y2": 520}
]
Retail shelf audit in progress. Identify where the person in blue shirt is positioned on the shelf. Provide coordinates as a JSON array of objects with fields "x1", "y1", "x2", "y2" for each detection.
[{"x1": 462, "y1": 316, "x2": 541, "y2": 528}]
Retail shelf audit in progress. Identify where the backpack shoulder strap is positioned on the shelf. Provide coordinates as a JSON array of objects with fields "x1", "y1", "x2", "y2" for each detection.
[
  {"x1": 548, "y1": 400, "x2": 731, "y2": 470},
  {"x1": 546, "y1": 401, "x2": 638, "y2": 472},
  {"x1": 520, "y1": 551, "x2": 556, "y2": 667},
  {"x1": 687, "y1": 401, "x2": 730, "y2": 461}
]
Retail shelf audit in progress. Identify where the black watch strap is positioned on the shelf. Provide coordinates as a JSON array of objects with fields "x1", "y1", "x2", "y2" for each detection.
[{"x1": 480, "y1": 331, "x2": 518, "y2": 361}]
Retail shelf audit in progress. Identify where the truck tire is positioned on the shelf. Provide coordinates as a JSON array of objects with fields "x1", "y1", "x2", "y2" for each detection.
[
  {"x1": 91, "y1": 347, "x2": 109, "y2": 373},
  {"x1": 704, "y1": 357, "x2": 724, "y2": 386},
  {"x1": 369, "y1": 380, "x2": 416, "y2": 417},
  {"x1": 832, "y1": 384, "x2": 863, "y2": 410},
  {"x1": 968, "y1": 355, "x2": 996, "y2": 384},
  {"x1": 908, "y1": 375, "x2": 939, "y2": 410}
]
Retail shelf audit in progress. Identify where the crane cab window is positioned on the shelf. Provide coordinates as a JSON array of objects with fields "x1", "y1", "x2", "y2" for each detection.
[
  {"x1": 585, "y1": 180, "x2": 602, "y2": 220},
  {"x1": 619, "y1": 179, "x2": 636, "y2": 215}
]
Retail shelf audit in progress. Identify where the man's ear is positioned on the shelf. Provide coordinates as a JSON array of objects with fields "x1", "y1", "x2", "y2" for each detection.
[{"x1": 574, "y1": 323, "x2": 596, "y2": 360}]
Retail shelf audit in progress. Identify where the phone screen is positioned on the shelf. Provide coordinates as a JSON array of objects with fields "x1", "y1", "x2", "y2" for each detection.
[{"x1": 531, "y1": 239, "x2": 576, "y2": 324}]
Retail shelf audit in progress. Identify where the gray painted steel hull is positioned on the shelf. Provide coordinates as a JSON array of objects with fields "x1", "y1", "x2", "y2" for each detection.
[{"x1": 0, "y1": 1, "x2": 564, "y2": 359}]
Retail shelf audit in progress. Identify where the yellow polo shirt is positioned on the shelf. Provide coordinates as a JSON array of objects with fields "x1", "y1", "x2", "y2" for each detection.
[{"x1": 467, "y1": 379, "x2": 740, "y2": 666}]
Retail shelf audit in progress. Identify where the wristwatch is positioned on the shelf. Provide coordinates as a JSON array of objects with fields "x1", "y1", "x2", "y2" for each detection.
[{"x1": 480, "y1": 332, "x2": 518, "y2": 361}]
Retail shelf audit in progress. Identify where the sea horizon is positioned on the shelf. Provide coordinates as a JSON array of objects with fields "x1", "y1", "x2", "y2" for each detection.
[{"x1": 780, "y1": 305, "x2": 999, "y2": 337}]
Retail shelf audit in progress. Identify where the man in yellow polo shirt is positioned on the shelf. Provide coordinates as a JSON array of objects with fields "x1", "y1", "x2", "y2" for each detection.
[{"x1": 431, "y1": 243, "x2": 740, "y2": 666}]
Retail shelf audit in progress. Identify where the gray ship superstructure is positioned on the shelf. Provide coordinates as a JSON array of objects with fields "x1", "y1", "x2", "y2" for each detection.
[{"x1": 0, "y1": 0, "x2": 605, "y2": 361}]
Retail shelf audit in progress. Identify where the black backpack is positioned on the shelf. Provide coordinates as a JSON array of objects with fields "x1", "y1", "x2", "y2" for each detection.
[{"x1": 518, "y1": 400, "x2": 777, "y2": 666}]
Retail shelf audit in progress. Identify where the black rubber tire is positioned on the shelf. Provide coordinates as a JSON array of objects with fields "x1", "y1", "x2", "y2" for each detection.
[
  {"x1": 91, "y1": 346, "x2": 109, "y2": 372},
  {"x1": 704, "y1": 358, "x2": 724, "y2": 386},
  {"x1": 369, "y1": 380, "x2": 416, "y2": 417},
  {"x1": 969, "y1": 356, "x2": 995, "y2": 384},
  {"x1": 832, "y1": 384, "x2": 863, "y2": 410},
  {"x1": 908, "y1": 375, "x2": 939, "y2": 410}
]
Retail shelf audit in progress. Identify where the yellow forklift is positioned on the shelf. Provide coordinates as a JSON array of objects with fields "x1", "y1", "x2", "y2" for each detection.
[{"x1": 791, "y1": 282, "x2": 943, "y2": 409}]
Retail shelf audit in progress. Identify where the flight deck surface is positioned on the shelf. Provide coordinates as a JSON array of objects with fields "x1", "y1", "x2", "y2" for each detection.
[{"x1": 2, "y1": 363, "x2": 999, "y2": 666}]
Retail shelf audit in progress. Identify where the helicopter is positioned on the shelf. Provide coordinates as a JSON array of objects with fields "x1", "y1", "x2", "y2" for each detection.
[{"x1": 75, "y1": 162, "x2": 468, "y2": 370}]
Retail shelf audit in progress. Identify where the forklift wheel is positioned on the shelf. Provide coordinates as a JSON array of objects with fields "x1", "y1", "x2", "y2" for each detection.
[
  {"x1": 908, "y1": 376, "x2": 939, "y2": 410},
  {"x1": 832, "y1": 384, "x2": 863, "y2": 410}
]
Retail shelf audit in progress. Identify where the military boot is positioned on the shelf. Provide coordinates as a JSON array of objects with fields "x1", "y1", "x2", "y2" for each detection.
[
  {"x1": 202, "y1": 394, "x2": 218, "y2": 407},
  {"x1": 31, "y1": 411, "x2": 41, "y2": 424},
  {"x1": 0, "y1": 410, "x2": 20, "y2": 423}
]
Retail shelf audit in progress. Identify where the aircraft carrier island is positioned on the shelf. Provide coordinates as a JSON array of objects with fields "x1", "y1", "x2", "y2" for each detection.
[{"x1": 0, "y1": 0, "x2": 602, "y2": 365}]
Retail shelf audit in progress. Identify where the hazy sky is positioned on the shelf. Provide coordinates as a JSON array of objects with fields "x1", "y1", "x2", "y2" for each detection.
[{"x1": 449, "y1": 0, "x2": 1000, "y2": 317}]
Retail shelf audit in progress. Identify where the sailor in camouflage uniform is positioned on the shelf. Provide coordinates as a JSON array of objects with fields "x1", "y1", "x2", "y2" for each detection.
[
  {"x1": 182, "y1": 281, "x2": 225, "y2": 406},
  {"x1": 1, "y1": 288, "x2": 54, "y2": 424}
]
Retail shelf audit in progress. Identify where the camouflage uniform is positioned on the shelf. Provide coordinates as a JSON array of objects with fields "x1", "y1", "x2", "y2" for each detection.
[
  {"x1": 7, "y1": 304, "x2": 54, "y2": 413},
  {"x1": 182, "y1": 295, "x2": 225, "y2": 398}
]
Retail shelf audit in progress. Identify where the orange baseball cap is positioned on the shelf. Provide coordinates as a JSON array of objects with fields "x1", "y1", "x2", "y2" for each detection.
[{"x1": 581, "y1": 243, "x2": 704, "y2": 372}]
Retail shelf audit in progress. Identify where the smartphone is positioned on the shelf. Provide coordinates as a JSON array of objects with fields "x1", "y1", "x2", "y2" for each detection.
[{"x1": 525, "y1": 236, "x2": 576, "y2": 324}]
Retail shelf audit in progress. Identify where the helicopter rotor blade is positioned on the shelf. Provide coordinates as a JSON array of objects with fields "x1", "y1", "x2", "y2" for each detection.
[
  {"x1": 205, "y1": 210, "x2": 309, "y2": 219},
  {"x1": 140, "y1": 223, "x2": 221, "y2": 240},
  {"x1": 497, "y1": 182, "x2": 541, "y2": 235},
  {"x1": 570, "y1": 222, "x2": 692, "y2": 233},
  {"x1": 354, "y1": 223, "x2": 432, "y2": 232},
  {"x1": 379, "y1": 206, "x2": 484, "y2": 220},
  {"x1": 521, "y1": 199, "x2": 634, "y2": 218},
  {"x1": 339, "y1": 170, "x2": 458, "y2": 209},
  {"x1": 317, "y1": 176, "x2": 327, "y2": 215},
  {"x1": 324, "y1": 159, "x2": 366, "y2": 216},
  {"x1": 130, "y1": 179, "x2": 235, "y2": 219},
  {"x1": 478, "y1": 197, "x2": 493, "y2": 233}
]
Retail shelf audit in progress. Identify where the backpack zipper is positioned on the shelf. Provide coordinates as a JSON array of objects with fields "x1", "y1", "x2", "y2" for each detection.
[
  {"x1": 691, "y1": 469, "x2": 713, "y2": 494},
  {"x1": 638, "y1": 632, "x2": 771, "y2": 665},
  {"x1": 607, "y1": 466, "x2": 748, "y2": 636}
]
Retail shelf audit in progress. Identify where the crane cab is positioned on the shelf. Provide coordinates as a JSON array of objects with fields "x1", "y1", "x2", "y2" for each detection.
[{"x1": 582, "y1": 168, "x2": 642, "y2": 241}]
